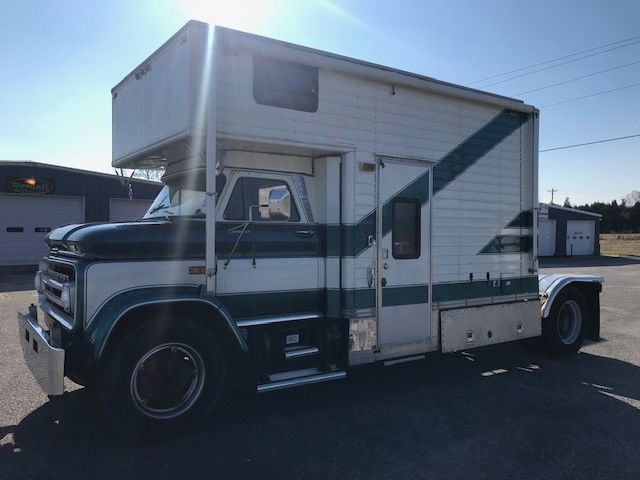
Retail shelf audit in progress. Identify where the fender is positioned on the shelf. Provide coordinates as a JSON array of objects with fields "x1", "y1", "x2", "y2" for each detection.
[
  {"x1": 84, "y1": 285, "x2": 249, "y2": 363},
  {"x1": 538, "y1": 274, "x2": 604, "y2": 318}
]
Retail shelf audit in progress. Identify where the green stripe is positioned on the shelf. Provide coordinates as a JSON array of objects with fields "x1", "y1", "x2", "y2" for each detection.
[
  {"x1": 218, "y1": 276, "x2": 538, "y2": 319},
  {"x1": 340, "y1": 109, "x2": 530, "y2": 257},
  {"x1": 478, "y1": 235, "x2": 533, "y2": 254},
  {"x1": 341, "y1": 288, "x2": 375, "y2": 311},
  {"x1": 382, "y1": 285, "x2": 428, "y2": 306},
  {"x1": 433, "y1": 110, "x2": 530, "y2": 194},
  {"x1": 432, "y1": 276, "x2": 538, "y2": 302},
  {"x1": 219, "y1": 289, "x2": 325, "y2": 318},
  {"x1": 506, "y1": 209, "x2": 533, "y2": 228}
]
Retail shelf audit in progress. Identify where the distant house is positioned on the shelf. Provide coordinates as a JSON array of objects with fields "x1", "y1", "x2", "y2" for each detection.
[{"x1": 538, "y1": 203, "x2": 602, "y2": 256}]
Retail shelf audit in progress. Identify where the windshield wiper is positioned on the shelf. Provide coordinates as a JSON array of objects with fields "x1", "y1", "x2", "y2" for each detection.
[{"x1": 146, "y1": 203, "x2": 172, "y2": 216}]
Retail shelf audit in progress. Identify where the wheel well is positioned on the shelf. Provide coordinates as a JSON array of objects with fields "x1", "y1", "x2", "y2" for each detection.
[
  {"x1": 100, "y1": 302, "x2": 254, "y2": 387},
  {"x1": 559, "y1": 282, "x2": 601, "y2": 341}
]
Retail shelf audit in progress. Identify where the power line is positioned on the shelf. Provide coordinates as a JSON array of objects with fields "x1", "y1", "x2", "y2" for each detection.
[
  {"x1": 514, "y1": 60, "x2": 640, "y2": 95},
  {"x1": 478, "y1": 39, "x2": 640, "y2": 88},
  {"x1": 471, "y1": 32, "x2": 640, "y2": 84},
  {"x1": 540, "y1": 133, "x2": 640, "y2": 152},
  {"x1": 543, "y1": 81, "x2": 640, "y2": 107}
]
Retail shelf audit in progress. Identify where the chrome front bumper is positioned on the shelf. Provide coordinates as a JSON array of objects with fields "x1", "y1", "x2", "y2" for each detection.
[{"x1": 17, "y1": 309, "x2": 65, "y2": 396}]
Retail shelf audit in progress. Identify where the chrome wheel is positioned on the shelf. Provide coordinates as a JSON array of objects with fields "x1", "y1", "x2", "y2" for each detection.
[
  {"x1": 130, "y1": 343, "x2": 205, "y2": 419},
  {"x1": 557, "y1": 300, "x2": 582, "y2": 345}
]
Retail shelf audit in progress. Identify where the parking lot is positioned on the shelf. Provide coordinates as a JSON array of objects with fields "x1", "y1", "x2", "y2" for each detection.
[{"x1": 1, "y1": 256, "x2": 640, "y2": 480}]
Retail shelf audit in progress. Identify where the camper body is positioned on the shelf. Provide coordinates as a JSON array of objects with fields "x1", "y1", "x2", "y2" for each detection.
[{"x1": 18, "y1": 22, "x2": 602, "y2": 432}]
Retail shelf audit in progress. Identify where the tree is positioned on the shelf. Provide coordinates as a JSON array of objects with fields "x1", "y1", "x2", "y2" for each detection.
[{"x1": 563, "y1": 197, "x2": 571, "y2": 208}]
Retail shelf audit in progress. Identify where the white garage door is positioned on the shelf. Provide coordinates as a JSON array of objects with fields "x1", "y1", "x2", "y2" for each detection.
[
  {"x1": 566, "y1": 220, "x2": 595, "y2": 256},
  {"x1": 538, "y1": 219, "x2": 556, "y2": 256},
  {"x1": 0, "y1": 193, "x2": 84, "y2": 266},
  {"x1": 109, "y1": 198, "x2": 153, "y2": 222}
]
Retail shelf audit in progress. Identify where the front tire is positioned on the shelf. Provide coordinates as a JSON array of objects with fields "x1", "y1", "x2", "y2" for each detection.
[
  {"x1": 99, "y1": 317, "x2": 226, "y2": 436},
  {"x1": 541, "y1": 286, "x2": 588, "y2": 356}
]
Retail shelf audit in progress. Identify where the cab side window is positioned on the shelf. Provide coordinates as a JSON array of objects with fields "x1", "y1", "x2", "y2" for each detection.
[{"x1": 223, "y1": 177, "x2": 300, "y2": 222}]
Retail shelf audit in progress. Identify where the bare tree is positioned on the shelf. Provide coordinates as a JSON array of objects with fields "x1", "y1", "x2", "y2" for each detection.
[
  {"x1": 563, "y1": 197, "x2": 571, "y2": 208},
  {"x1": 115, "y1": 168, "x2": 163, "y2": 182},
  {"x1": 624, "y1": 190, "x2": 640, "y2": 205}
]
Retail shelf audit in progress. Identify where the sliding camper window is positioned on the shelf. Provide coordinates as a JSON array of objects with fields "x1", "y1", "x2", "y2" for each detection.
[
  {"x1": 224, "y1": 177, "x2": 300, "y2": 222},
  {"x1": 253, "y1": 55, "x2": 318, "y2": 112},
  {"x1": 392, "y1": 198, "x2": 420, "y2": 259}
]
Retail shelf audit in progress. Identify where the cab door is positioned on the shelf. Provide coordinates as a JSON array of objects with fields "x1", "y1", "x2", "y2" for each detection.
[
  {"x1": 376, "y1": 157, "x2": 431, "y2": 347},
  {"x1": 215, "y1": 170, "x2": 321, "y2": 319}
]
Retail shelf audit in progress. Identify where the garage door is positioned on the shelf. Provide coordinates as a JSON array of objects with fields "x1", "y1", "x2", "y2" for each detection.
[
  {"x1": 0, "y1": 194, "x2": 84, "y2": 266},
  {"x1": 109, "y1": 198, "x2": 153, "y2": 222},
  {"x1": 566, "y1": 220, "x2": 595, "y2": 256},
  {"x1": 538, "y1": 219, "x2": 556, "y2": 256}
]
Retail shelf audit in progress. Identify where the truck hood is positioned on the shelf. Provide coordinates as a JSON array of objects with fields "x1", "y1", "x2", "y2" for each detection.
[{"x1": 46, "y1": 220, "x2": 205, "y2": 259}]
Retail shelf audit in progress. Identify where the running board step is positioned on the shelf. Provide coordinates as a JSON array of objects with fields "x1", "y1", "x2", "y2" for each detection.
[
  {"x1": 284, "y1": 346, "x2": 319, "y2": 360},
  {"x1": 257, "y1": 370, "x2": 346, "y2": 393}
]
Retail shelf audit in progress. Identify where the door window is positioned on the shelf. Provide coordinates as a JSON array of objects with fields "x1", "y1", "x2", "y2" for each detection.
[
  {"x1": 223, "y1": 177, "x2": 300, "y2": 222},
  {"x1": 392, "y1": 198, "x2": 420, "y2": 259}
]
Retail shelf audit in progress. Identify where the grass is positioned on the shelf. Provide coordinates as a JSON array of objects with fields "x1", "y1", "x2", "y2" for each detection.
[{"x1": 600, "y1": 234, "x2": 640, "y2": 257}]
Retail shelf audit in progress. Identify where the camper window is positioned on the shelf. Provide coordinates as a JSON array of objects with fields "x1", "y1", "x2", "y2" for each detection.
[
  {"x1": 253, "y1": 55, "x2": 318, "y2": 112},
  {"x1": 392, "y1": 198, "x2": 420, "y2": 259},
  {"x1": 224, "y1": 177, "x2": 300, "y2": 222}
]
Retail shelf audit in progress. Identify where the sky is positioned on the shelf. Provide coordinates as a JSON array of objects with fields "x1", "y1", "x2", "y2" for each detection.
[{"x1": 1, "y1": 0, "x2": 639, "y2": 205}]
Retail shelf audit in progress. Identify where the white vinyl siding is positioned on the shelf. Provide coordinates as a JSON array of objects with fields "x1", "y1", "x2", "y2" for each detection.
[{"x1": 216, "y1": 52, "x2": 533, "y2": 288}]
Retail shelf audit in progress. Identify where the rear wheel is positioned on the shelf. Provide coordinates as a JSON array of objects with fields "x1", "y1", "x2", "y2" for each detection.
[
  {"x1": 541, "y1": 286, "x2": 587, "y2": 356},
  {"x1": 99, "y1": 318, "x2": 226, "y2": 436}
]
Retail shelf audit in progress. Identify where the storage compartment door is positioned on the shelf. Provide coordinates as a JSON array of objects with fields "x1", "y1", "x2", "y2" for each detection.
[
  {"x1": 377, "y1": 158, "x2": 431, "y2": 346},
  {"x1": 441, "y1": 301, "x2": 541, "y2": 353}
]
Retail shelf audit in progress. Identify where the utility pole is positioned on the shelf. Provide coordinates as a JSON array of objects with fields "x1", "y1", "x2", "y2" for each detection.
[{"x1": 547, "y1": 188, "x2": 558, "y2": 204}]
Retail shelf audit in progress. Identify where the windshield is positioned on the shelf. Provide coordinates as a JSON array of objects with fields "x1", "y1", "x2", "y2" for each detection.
[{"x1": 143, "y1": 172, "x2": 224, "y2": 219}]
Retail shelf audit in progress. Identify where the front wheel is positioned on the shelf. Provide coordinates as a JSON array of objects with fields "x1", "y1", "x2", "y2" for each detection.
[
  {"x1": 99, "y1": 318, "x2": 226, "y2": 436},
  {"x1": 541, "y1": 286, "x2": 588, "y2": 356}
]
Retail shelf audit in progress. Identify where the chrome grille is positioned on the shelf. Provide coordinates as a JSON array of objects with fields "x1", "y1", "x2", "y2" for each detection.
[{"x1": 40, "y1": 258, "x2": 76, "y2": 327}]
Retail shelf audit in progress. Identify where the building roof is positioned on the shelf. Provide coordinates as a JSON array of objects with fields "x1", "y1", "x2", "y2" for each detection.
[
  {"x1": 0, "y1": 161, "x2": 161, "y2": 185},
  {"x1": 540, "y1": 202, "x2": 602, "y2": 218}
]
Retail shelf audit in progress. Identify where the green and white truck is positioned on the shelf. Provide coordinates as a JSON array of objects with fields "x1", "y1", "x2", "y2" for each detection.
[{"x1": 18, "y1": 21, "x2": 603, "y2": 434}]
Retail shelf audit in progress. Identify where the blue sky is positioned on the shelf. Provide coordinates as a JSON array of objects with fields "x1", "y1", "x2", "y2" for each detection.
[{"x1": 1, "y1": 0, "x2": 638, "y2": 205}]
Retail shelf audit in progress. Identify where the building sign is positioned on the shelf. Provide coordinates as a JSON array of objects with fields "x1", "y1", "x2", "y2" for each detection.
[
  {"x1": 538, "y1": 204, "x2": 549, "y2": 220},
  {"x1": 7, "y1": 177, "x2": 54, "y2": 194}
]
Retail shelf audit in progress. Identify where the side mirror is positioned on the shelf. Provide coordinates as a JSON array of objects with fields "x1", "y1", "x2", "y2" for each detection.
[{"x1": 267, "y1": 186, "x2": 291, "y2": 221}]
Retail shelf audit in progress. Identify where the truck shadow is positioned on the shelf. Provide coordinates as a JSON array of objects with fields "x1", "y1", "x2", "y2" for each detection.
[
  {"x1": 540, "y1": 255, "x2": 640, "y2": 268},
  {"x1": 3, "y1": 345, "x2": 640, "y2": 479}
]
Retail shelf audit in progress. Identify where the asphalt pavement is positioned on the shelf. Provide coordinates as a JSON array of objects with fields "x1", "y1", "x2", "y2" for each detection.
[{"x1": 1, "y1": 256, "x2": 640, "y2": 479}]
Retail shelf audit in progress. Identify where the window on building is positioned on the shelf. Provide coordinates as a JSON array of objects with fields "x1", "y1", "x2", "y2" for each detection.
[
  {"x1": 253, "y1": 55, "x2": 318, "y2": 112},
  {"x1": 392, "y1": 198, "x2": 420, "y2": 259},
  {"x1": 223, "y1": 177, "x2": 300, "y2": 222}
]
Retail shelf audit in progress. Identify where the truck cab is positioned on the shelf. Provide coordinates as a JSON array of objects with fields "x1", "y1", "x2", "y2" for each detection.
[{"x1": 17, "y1": 21, "x2": 603, "y2": 435}]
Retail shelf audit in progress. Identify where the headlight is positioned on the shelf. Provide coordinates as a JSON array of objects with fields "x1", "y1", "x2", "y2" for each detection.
[
  {"x1": 61, "y1": 283, "x2": 75, "y2": 313},
  {"x1": 34, "y1": 271, "x2": 45, "y2": 294}
]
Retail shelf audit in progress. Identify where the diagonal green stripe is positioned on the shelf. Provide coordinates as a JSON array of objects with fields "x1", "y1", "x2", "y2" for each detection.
[
  {"x1": 433, "y1": 110, "x2": 530, "y2": 194},
  {"x1": 506, "y1": 209, "x2": 533, "y2": 228},
  {"x1": 338, "y1": 109, "x2": 531, "y2": 257},
  {"x1": 478, "y1": 234, "x2": 533, "y2": 254}
]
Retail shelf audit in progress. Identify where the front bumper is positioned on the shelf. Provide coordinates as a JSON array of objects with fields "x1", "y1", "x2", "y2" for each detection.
[{"x1": 17, "y1": 308, "x2": 65, "y2": 396}]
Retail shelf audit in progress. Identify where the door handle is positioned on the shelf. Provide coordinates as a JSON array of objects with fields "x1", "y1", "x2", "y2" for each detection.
[
  {"x1": 381, "y1": 277, "x2": 387, "y2": 287},
  {"x1": 296, "y1": 230, "x2": 314, "y2": 237}
]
